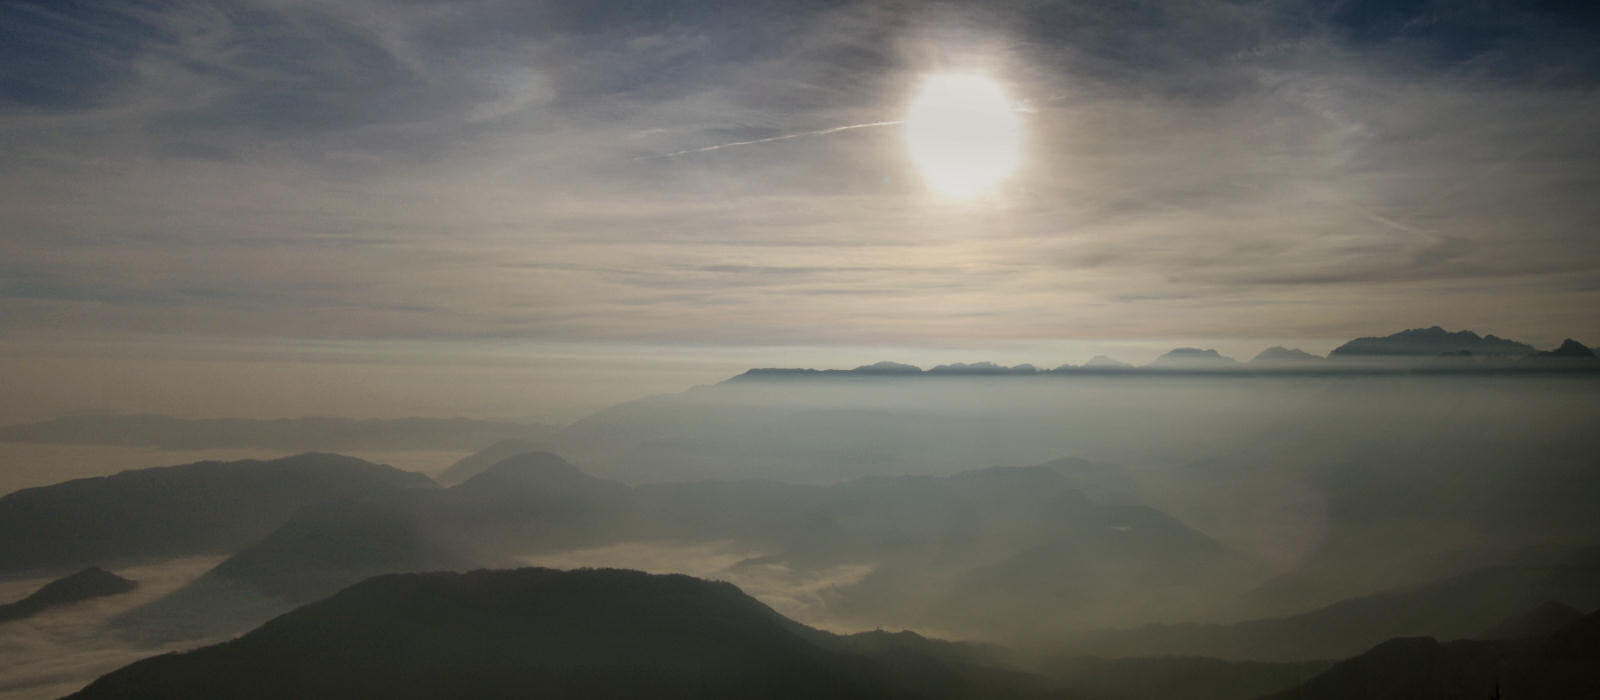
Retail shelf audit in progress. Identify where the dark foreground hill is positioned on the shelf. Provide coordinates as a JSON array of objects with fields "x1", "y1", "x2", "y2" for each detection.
[
  {"x1": 72, "y1": 568, "x2": 1068, "y2": 700},
  {"x1": 0, "y1": 453, "x2": 435, "y2": 574},
  {"x1": 0, "y1": 566, "x2": 136, "y2": 622},
  {"x1": 1264, "y1": 608, "x2": 1600, "y2": 700},
  {"x1": 1076, "y1": 549, "x2": 1600, "y2": 661}
]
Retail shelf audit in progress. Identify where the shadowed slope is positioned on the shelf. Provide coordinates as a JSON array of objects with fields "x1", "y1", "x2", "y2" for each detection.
[
  {"x1": 73, "y1": 568, "x2": 1070, "y2": 700},
  {"x1": 1264, "y1": 610, "x2": 1600, "y2": 700},
  {"x1": 0, "y1": 453, "x2": 435, "y2": 574},
  {"x1": 0, "y1": 566, "x2": 136, "y2": 622}
]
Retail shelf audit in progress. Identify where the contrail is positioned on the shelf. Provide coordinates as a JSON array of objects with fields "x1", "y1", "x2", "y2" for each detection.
[{"x1": 637, "y1": 120, "x2": 904, "y2": 160}]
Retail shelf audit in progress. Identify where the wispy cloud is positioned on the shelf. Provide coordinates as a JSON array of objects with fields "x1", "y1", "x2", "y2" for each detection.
[{"x1": 1, "y1": 0, "x2": 1596, "y2": 354}]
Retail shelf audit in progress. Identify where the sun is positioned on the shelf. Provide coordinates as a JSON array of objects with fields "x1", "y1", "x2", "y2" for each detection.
[{"x1": 904, "y1": 74, "x2": 1023, "y2": 198}]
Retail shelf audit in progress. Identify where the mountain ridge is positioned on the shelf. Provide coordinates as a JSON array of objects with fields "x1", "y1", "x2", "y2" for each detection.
[{"x1": 727, "y1": 328, "x2": 1595, "y2": 379}]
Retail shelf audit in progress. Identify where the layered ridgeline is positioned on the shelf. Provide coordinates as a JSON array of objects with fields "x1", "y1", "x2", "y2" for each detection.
[
  {"x1": 1068, "y1": 547, "x2": 1600, "y2": 661},
  {"x1": 729, "y1": 327, "x2": 1597, "y2": 378},
  {"x1": 109, "y1": 451, "x2": 1257, "y2": 643},
  {"x1": 3, "y1": 446, "x2": 1596, "y2": 698},
  {"x1": 70, "y1": 567, "x2": 1600, "y2": 700},
  {"x1": 0, "y1": 415, "x2": 554, "y2": 451},
  {"x1": 0, "y1": 453, "x2": 435, "y2": 575},
  {"x1": 1261, "y1": 607, "x2": 1600, "y2": 700},
  {"x1": 93, "y1": 448, "x2": 1599, "y2": 661},
  {"x1": 75, "y1": 568, "x2": 1065, "y2": 700}
]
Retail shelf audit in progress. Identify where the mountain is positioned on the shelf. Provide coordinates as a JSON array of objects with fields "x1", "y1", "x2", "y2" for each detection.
[
  {"x1": 1146, "y1": 348, "x2": 1238, "y2": 369},
  {"x1": 929, "y1": 362, "x2": 1039, "y2": 375},
  {"x1": 1079, "y1": 552, "x2": 1600, "y2": 661},
  {"x1": 1046, "y1": 656, "x2": 1333, "y2": 700},
  {"x1": 1264, "y1": 610, "x2": 1600, "y2": 700},
  {"x1": 115, "y1": 498, "x2": 476, "y2": 642},
  {"x1": 1525, "y1": 339, "x2": 1598, "y2": 363},
  {"x1": 1328, "y1": 326, "x2": 1537, "y2": 358},
  {"x1": 1478, "y1": 601, "x2": 1584, "y2": 641},
  {"x1": 1077, "y1": 355, "x2": 1133, "y2": 370},
  {"x1": 0, "y1": 414, "x2": 555, "y2": 451},
  {"x1": 851, "y1": 361, "x2": 924, "y2": 374},
  {"x1": 0, "y1": 566, "x2": 136, "y2": 622},
  {"x1": 436, "y1": 438, "x2": 548, "y2": 485},
  {"x1": 407, "y1": 452, "x2": 648, "y2": 561},
  {"x1": 72, "y1": 568, "x2": 1069, "y2": 700},
  {"x1": 1250, "y1": 347, "x2": 1325, "y2": 365},
  {"x1": 0, "y1": 453, "x2": 436, "y2": 574}
]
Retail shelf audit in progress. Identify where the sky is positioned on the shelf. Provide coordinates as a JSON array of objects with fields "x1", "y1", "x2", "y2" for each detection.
[{"x1": 2, "y1": 0, "x2": 1598, "y2": 423}]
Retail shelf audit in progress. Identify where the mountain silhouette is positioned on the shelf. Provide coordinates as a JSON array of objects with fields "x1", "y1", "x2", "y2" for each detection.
[
  {"x1": 1525, "y1": 338, "x2": 1598, "y2": 362},
  {"x1": 72, "y1": 568, "x2": 1068, "y2": 700},
  {"x1": 1329, "y1": 326, "x2": 1537, "y2": 358},
  {"x1": 1045, "y1": 656, "x2": 1332, "y2": 700},
  {"x1": 0, "y1": 415, "x2": 554, "y2": 451},
  {"x1": 0, "y1": 453, "x2": 435, "y2": 575},
  {"x1": 1081, "y1": 355, "x2": 1132, "y2": 369},
  {"x1": 1147, "y1": 348, "x2": 1238, "y2": 368},
  {"x1": 928, "y1": 362, "x2": 1039, "y2": 375},
  {"x1": 1478, "y1": 601, "x2": 1584, "y2": 641},
  {"x1": 1263, "y1": 609, "x2": 1600, "y2": 699},
  {"x1": 436, "y1": 438, "x2": 548, "y2": 485},
  {"x1": 1080, "y1": 551, "x2": 1600, "y2": 661},
  {"x1": 1250, "y1": 347, "x2": 1325, "y2": 365},
  {"x1": 114, "y1": 497, "x2": 476, "y2": 642},
  {"x1": 851, "y1": 361, "x2": 924, "y2": 374},
  {"x1": 0, "y1": 566, "x2": 136, "y2": 623}
]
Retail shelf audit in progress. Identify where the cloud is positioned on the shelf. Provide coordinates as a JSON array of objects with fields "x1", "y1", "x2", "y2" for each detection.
[
  {"x1": 1, "y1": 0, "x2": 1597, "y2": 355},
  {"x1": 0, "y1": 557, "x2": 224, "y2": 699}
]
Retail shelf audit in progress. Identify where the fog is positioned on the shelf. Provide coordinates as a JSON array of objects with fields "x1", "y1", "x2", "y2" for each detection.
[
  {"x1": 541, "y1": 373, "x2": 1600, "y2": 631},
  {"x1": 3, "y1": 371, "x2": 1597, "y2": 696},
  {"x1": 0, "y1": 558, "x2": 222, "y2": 700}
]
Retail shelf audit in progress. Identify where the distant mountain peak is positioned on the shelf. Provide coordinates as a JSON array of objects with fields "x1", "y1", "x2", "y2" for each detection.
[
  {"x1": 465, "y1": 451, "x2": 586, "y2": 483},
  {"x1": 1330, "y1": 326, "x2": 1536, "y2": 358},
  {"x1": 438, "y1": 439, "x2": 548, "y2": 485},
  {"x1": 1528, "y1": 338, "x2": 1598, "y2": 361},
  {"x1": 850, "y1": 361, "x2": 922, "y2": 374},
  {"x1": 1149, "y1": 347, "x2": 1237, "y2": 368},
  {"x1": 1082, "y1": 355, "x2": 1132, "y2": 368},
  {"x1": 928, "y1": 362, "x2": 1038, "y2": 374},
  {"x1": 0, "y1": 566, "x2": 137, "y2": 622},
  {"x1": 1251, "y1": 347, "x2": 1325, "y2": 364}
]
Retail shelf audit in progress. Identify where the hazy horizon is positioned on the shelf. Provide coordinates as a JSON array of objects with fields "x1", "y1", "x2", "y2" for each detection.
[
  {"x1": 5, "y1": 1, "x2": 1599, "y2": 431},
  {"x1": 4, "y1": 1, "x2": 1599, "y2": 697}
]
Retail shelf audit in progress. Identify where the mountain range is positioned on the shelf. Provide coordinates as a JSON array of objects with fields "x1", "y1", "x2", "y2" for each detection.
[
  {"x1": 100, "y1": 451, "x2": 1254, "y2": 643},
  {"x1": 0, "y1": 415, "x2": 555, "y2": 450},
  {"x1": 0, "y1": 453, "x2": 434, "y2": 575},
  {"x1": 731, "y1": 327, "x2": 1596, "y2": 378},
  {"x1": 69, "y1": 566, "x2": 1600, "y2": 700}
]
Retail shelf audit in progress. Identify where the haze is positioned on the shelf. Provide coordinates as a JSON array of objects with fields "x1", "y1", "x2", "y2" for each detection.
[{"x1": 2, "y1": 2, "x2": 1598, "y2": 699}]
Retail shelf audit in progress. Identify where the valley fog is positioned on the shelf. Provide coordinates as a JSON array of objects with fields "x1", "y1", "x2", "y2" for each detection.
[{"x1": 3, "y1": 373, "x2": 1597, "y2": 698}]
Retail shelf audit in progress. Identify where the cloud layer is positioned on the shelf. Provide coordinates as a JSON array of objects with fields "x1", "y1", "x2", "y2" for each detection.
[{"x1": 2, "y1": 1, "x2": 1596, "y2": 355}]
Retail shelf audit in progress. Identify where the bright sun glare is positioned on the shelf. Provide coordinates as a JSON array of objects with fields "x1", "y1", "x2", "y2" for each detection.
[{"x1": 905, "y1": 74, "x2": 1022, "y2": 198}]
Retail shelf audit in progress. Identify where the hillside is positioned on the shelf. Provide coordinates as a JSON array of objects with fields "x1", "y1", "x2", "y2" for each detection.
[
  {"x1": 1264, "y1": 609, "x2": 1600, "y2": 699},
  {"x1": 0, "y1": 566, "x2": 136, "y2": 622},
  {"x1": 72, "y1": 568, "x2": 1068, "y2": 700},
  {"x1": 0, "y1": 415, "x2": 555, "y2": 451},
  {"x1": 1078, "y1": 551, "x2": 1600, "y2": 661},
  {"x1": 0, "y1": 453, "x2": 436, "y2": 574}
]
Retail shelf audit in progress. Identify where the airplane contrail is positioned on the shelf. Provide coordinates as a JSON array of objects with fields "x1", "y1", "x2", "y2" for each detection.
[{"x1": 636, "y1": 120, "x2": 904, "y2": 160}]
